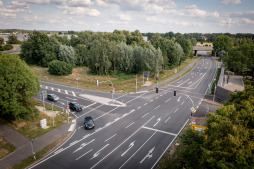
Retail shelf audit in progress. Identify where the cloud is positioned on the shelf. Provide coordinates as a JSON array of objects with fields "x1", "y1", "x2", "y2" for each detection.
[
  {"x1": 183, "y1": 5, "x2": 219, "y2": 18},
  {"x1": 95, "y1": 0, "x2": 109, "y2": 7},
  {"x1": 69, "y1": 0, "x2": 94, "y2": 7},
  {"x1": 1, "y1": 13, "x2": 16, "y2": 18},
  {"x1": 6, "y1": 1, "x2": 30, "y2": 9},
  {"x1": 24, "y1": 0, "x2": 51, "y2": 5},
  {"x1": 52, "y1": 0, "x2": 66, "y2": 5},
  {"x1": 0, "y1": 0, "x2": 3, "y2": 6},
  {"x1": 222, "y1": 0, "x2": 242, "y2": 5},
  {"x1": 118, "y1": 14, "x2": 131, "y2": 21},
  {"x1": 242, "y1": 18, "x2": 254, "y2": 24},
  {"x1": 57, "y1": 5, "x2": 100, "y2": 16}
]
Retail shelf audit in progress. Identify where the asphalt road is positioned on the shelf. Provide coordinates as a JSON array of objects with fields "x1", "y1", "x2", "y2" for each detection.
[{"x1": 30, "y1": 55, "x2": 216, "y2": 169}]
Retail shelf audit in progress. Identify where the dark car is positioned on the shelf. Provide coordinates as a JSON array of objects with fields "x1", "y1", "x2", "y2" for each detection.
[
  {"x1": 84, "y1": 116, "x2": 95, "y2": 130},
  {"x1": 47, "y1": 94, "x2": 59, "y2": 102},
  {"x1": 69, "y1": 102, "x2": 82, "y2": 112}
]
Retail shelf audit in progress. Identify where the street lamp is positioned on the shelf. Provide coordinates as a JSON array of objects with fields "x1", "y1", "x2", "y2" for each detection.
[{"x1": 30, "y1": 139, "x2": 36, "y2": 160}]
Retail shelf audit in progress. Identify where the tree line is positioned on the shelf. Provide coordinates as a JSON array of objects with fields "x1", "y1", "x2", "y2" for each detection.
[{"x1": 20, "y1": 30, "x2": 193, "y2": 75}]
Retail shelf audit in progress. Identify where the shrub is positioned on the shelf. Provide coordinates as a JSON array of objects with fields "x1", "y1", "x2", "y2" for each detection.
[{"x1": 48, "y1": 60, "x2": 72, "y2": 75}]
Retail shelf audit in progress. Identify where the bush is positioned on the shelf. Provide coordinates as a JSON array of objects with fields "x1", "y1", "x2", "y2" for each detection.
[{"x1": 48, "y1": 60, "x2": 72, "y2": 75}]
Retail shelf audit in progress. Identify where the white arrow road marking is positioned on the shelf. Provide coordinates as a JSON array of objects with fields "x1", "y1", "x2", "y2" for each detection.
[
  {"x1": 65, "y1": 90, "x2": 68, "y2": 94},
  {"x1": 140, "y1": 147, "x2": 155, "y2": 164},
  {"x1": 76, "y1": 149, "x2": 93, "y2": 161},
  {"x1": 73, "y1": 139, "x2": 95, "y2": 154},
  {"x1": 121, "y1": 141, "x2": 135, "y2": 156},
  {"x1": 177, "y1": 96, "x2": 181, "y2": 102},
  {"x1": 66, "y1": 97, "x2": 77, "y2": 100},
  {"x1": 153, "y1": 118, "x2": 161, "y2": 127},
  {"x1": 90, "y1": 144, "x2": 109, "y2": 160},
  {"x1": 72, "y1": 91, "x2": 76, "y2": 97}
]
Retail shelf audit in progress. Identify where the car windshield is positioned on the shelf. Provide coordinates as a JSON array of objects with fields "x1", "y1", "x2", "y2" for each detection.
[{"x1": 87, "y1": 120, "x2": 93, "y2": 125}]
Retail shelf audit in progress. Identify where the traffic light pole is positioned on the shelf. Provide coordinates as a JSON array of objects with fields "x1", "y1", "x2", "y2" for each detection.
[{"x1": 96, "y1": 80, "x2": 114, "y2": 102}]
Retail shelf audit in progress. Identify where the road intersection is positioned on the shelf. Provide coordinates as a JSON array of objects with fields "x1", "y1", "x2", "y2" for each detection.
[{"x1": 30, "y1": 55, "x2": 216, "y2": 169}]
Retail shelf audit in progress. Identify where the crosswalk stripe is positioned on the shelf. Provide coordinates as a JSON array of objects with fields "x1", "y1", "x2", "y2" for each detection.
[
  {"x1": 65, "y1": 90, "x2": 68, "y2": 94},
  {"x1": 72, "y1": 92, "x2": 76, "y2": 97}
]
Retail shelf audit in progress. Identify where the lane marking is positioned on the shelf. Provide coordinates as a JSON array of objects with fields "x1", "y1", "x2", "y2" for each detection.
[
  {"x1": 72, "y1": 91, "x2": 76, "y2": 97},
  {"x1": 140, "y1": 147, "x2": 155, "y2": 164},
  {"x1": 90, "y1": 144, "x2": 110, "y2": 160},
  {"x1": 82, "y1": 102, "x2": 97, "y2": 109},
  {"x1": 51, "y1": 87, "x2": 54, "y2": 91},
  {"x1": 125, "y1": 122, "x2": 134, "y2": 129},
  {"x1": 153, "y1": 118, "x2": 161, "y2": 127},
  {"x1": 73, "y1": 139, "x2": 95, "y2": 154},
  {"x1": 119, "y1": 131, "x2": 157, "y2": 169},
  {"x1": 154, "y1": 105, "x2": 160, "y2": 110},
  {"x1": 137, "y1": 106, "x2": 141, "y2": 110},
  {"x1": 165, "y1": 115, "x2": 171, "y2": 123},
  {"x1": 90, "y1": 116, "x2": 155, "y2": 169},
  {"x1": 65, "y1": 90, "x2": 68, "y2": 94},
  {"x1": 45, "y1": 86, "x2": 48, "y2": 89},
  {"x1": 58, "y1": 89, "x2": 60, "y2": 92},
  {"x1": 144, "y1": 103, "x2": 147, "y2": 106},
  {"x1": 165, "y1": 98, "x2": 171, "y2": 103},
  {"x1": 141, "y1": 113, "x2": 149, "y2": 118},
  {"x1": 155, "y1": 97, "x2": 159, "y2": 99},
  {"x1": 150, "y1": 100, "x2": 153, "y2": 102},
  {"x1": 76, "y1": 149, "x2": 93, "y2": 161},
  {"x1": 121, "y1": 141, "x2": 135, "y2": 157},
  {"x1": 174, "y1": 108, "x2": 179, "y2": 113},
  {"x1": 181, "y1": 101, "x2": 185, "y2": 105},
  {"x1": 105, "y1": 134, "x2": 116, "y2": 142}
]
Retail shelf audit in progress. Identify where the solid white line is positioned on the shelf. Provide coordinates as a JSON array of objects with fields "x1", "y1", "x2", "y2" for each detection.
[
  {"x1": 119, "y1": 131, "x2": 157, "y2": 169},
  {"x1": 181, "y1": 101, "x2": 185, "y2": 105},
  {"x1": 82, "y1": 102, "x2": 97, "y2": 109},
  {"x1": 125, "y1": 122, "x2": 134, "y2": 129},
  {"x1": 154, "y1": 105, "x2": 160, "y2": 110},
  {"x1": 150, "y1": 100, "x2": 153, "y2": 102},
  {"x1": 76, "y1": 149, "x2": 93, "y2": 161},
  {"x1": 90, "y1": 116, "x2": 155, "y2": 169},
  {"x1": 105, "y1": 134, "x2": 116, "y2": 142},
  {"x1": 51, "y1": 87, "x2": 54, "y2": 91},
  {"x1": 72, "y1": 91, "x2": 76, "y2": 97},
  {"x1": 142, "y1": 126, "x2": 177, "y2": 136},
  {"x1": 151, "y1": 116, "x2": 192, "y2": 169}
]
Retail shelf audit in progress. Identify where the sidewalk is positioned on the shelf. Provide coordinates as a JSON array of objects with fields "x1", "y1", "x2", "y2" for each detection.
[
  {"x1": 0, "y1": 121, "x2": 74, "y2": 169},
  {"x1": 139, "y1": 57, "x2": 199, "y2": 92}
]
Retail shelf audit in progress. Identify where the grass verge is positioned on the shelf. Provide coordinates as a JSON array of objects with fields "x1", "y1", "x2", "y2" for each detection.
[
  {"x1": 0, "y1": 136, "x2": 16, "y2": 159},
  {"x1": 0, "y1": 100, "x2": 70, "y2": 139},
  {"x1": 10, "y1": 133, "x2": 70, "y2": 169},
  {"x1": 211, "y1": 68, "x2": 221, "y2": 94}
]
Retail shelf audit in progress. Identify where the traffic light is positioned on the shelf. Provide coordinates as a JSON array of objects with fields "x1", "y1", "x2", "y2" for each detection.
[
  {"x1": 156, "y1": 87, "x2": 158, "y2": 93},
  {"x1": 174, "y1": 91, "x2": 176, "y2": 96}
]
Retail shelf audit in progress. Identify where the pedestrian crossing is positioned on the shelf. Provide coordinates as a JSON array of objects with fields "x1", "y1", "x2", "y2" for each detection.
[{"x1": 40, "y1": 85, "x2": 77, "y2": 97}]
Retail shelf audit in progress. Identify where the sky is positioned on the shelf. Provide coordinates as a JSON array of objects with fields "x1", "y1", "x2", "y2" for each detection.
[{"x1": 0, "y1": 0, "x2": 254, "y2": 33}]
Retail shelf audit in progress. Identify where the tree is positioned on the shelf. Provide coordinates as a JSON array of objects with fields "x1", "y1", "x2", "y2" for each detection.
[
  {"x1": 48, "y1": 60, "x2": 72, "y2": 75},
  {"x1": 175, "y1": 34, "x2": 193, "y2": 59},
  {"x1": 201, "y1": 86, "x2": 254, "y2": 168},
  {"x1": 20, "y1": 31, "x2": 60, "y2": 67},
  {"x1": 213, "y1": 35, "x2": 233, "y2": 54},
  {"x1": 7, "y1": 34, "x2": 19, "y2": 44},
  {"x1": 58, "y1": 45, "x2": 76, "y2": 65},
  {"x1": 0, "y1": 37, "x2": 4, "y2": 44},
  {"x1": 0, "y1": 53, "x2": 40, "y2": 120}
]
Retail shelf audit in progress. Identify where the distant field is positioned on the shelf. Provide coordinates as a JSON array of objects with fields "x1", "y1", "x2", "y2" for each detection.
[{"x1": 31, "y1": 58, "x2": 194, "y2": 93}]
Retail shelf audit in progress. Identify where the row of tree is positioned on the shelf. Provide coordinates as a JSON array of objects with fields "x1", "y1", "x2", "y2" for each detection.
[
  {"x1": 164, "y1": 86, "x2": 254, "y2": 169},
  {"x1": 21, "y1": 30, "x2": 193, "y2": 75}
]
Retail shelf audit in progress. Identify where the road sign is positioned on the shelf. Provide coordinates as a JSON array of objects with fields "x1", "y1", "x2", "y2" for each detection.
[
  {"x1": 67, "y1": 106, "x2": 69, "y2": 109},
  {"x1": 191, "y1": 107, "x2": 195, "y2": 112},
  {"x1": 192, "y1": 118, "x2": 196, "y2": 122},
  {"x1": 191, "y1": 124, "x2": 208, "y2": 139},
  {"x1": 76, "y1": 77, "x2": 78, "y2": 80}
]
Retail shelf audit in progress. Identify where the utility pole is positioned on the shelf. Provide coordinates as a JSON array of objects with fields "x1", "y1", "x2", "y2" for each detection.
[
  {"x1": 52, "y1": 104, "x2": 54, "y2": 127},
  {"x1": 136, "y1": 74, "x2": 137, "y2": 92}
]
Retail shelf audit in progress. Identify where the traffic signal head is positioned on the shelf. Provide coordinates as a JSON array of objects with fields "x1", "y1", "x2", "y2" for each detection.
[
  {"x1": 156, "y1": 87, "x2": 158, "y2": 93},
  {"x1": 174, "y1": 91, "x2": 176, "y2": 96}
]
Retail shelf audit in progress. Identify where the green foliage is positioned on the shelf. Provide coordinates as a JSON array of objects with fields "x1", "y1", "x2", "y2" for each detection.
[
  {"x1": 58, "y1": 45, "x2": 76, "y2": 64},
  {"x1": 213, "y1": 35, "x2": 233, "y2": 53},
  {"x1": 0, "y1": 44, "x2": 13, "y2": 51},
  {"x1": 0, "y1": 37, "x2": 4, "y2": 44},
  {"x1": 0, "y1": 54, "x2": 40, "y2": 120},
  {"x1": 175, "y1": 34, "x2": 193, "y2": 59},
  {"x1": 48, "y1": 60, "x2": 72, "y2": 75},
  {"x1": 7, "y1": 34, "x2": 19, "y2": 44},
  {"x1": 20, "y1": 31, "x2": 60, "y2": 67}
]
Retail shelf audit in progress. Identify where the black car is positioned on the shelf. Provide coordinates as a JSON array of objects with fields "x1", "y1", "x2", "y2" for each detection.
[
  {"x1": 69, "y1": 102, "x2": 82, "y2": 112},
  {"x1": 84, "y1": 116, "x2": 95, "y2": 130},
  {"x1": 47, "y1": 94, "x2": 59, "y2": 102}
]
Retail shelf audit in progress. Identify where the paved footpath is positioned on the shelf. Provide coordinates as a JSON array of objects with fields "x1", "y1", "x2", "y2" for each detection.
[{"x1": 0, "y1": 121, "x2": 74, "y2": 169}]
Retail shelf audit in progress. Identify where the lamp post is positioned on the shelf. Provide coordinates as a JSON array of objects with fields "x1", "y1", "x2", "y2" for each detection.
[{"x1": 30, "y1": 139, "x2": 36, "y2": 160}]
